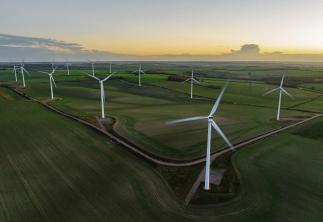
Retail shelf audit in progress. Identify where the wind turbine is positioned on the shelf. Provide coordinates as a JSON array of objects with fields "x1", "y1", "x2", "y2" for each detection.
[
  {"x1": 89, "y1": 61, "x2": 95, "y2": 77},
  {"x1": 167, "y1": 82, "x2": 233, "y2": 190},
  {"x1": 85, "y1": 72, "x2": 114, "y2": 118},
  {"x1": 132, "y1": 64, "x2": 145, "y2": 87},
  {"x1": 18, "y1": 63, "x2": 29, "y2": 88},
  {"x1": 66, "y1": 63, "x2": 71, "y2": 75},
  {"x1": 12, "y1": 65, "x2": 18, "y2": 82},
  {"x1": 263, "y1": 75, "x2": 293, "y2": 121},
  {"x1": 183, "y1": 70, "x2": 200, "y2": 99},
  {"x1": 39, "y1": 67, "x2": 57, "y2": 100}
]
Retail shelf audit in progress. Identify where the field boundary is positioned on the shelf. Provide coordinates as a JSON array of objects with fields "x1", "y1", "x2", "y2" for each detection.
[
  {"x1": 121, "y1": 78, "x2": 321, "y2": 114},
  {"x1": 184, "y1": 113, "x2": 322, "y2": 205},
  {"x1": 2, "y1": 85, "x2": 321, "y2": 168}
]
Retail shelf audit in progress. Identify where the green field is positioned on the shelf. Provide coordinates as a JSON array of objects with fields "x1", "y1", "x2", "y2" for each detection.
[
  {"x1": 0, "y1": 87, "x2": 189, "y2": 221},
  {"x1": 1, "y1": 62, "x2": 323, "y2": 221},
  {"x1": 190, "y1": 118, "x2": 323, "y2": 222},
  {"x1": 2, "y1": 67, "x2": 317, "y2": 160}
]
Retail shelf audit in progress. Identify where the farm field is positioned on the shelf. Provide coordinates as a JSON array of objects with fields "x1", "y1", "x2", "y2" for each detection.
[
  {"x1": 5, "y1": 69, "x2": 315, "y2": 160},
  {"x1": 0, "y1": 87, "x2": 188, "y2": 221},
  {"x1": 190, "y1": 117, "x2": 323, "y2": 222},
  {"x1": 1, "y1": 63, "x2": 323, "y2": 222},
  {"x1": 100, "y1": 72, "x2": 321, "y2": 108}
]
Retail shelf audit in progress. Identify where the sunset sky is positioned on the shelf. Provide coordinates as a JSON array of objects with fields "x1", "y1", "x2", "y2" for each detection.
[{"x1": 1, "y1": 0, "x2": 323, "y2": 61}]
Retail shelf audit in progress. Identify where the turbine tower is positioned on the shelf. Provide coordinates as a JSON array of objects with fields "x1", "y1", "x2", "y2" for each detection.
[
  {"x1": 183, "y1": 70, "x2": 200, "y2": 99},
  {"x1": 132, "y1": 64, "x2": 145, "y2": 87},
  {"x1": 167, "y1": 82, "x2": 233, "y2": 190},
  {"x1": 85, "y1": 73, "x2": 114, "y2": 118},
  {"x1": 39, "y1": 67, "x2": 57, "y2": 100},
  {"x1": 263, "y1": 75, "x2": 293, "y2": 121},
  {"x1": 66, "y1": 63, "x2": 70, "y2": 75},
  {"x1": 89, "y1": 61, "x2": 95, "y2": 77},
  {"x1": 12, "y1": 65, "x2": 18, "y2": 82},
  {"x1": 18, "y1": 63, "x2": 29, "y2": 88}
]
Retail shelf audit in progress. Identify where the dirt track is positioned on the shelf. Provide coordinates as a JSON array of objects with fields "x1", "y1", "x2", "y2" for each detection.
[
  {"x1": 3, "y1": 85, "x2": 322, "y2": 168},
  {"x1": 184, "y1": 113, "x2": 322, "y2": 205},
  {"x1": 2, "y1": 85, "x2": 323, "y2": 207}
]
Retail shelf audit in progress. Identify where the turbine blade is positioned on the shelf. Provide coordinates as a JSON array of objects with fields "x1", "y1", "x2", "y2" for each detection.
[
  {"x1": 23, "y1": 67, "x2": 29, "y2": 73},
  {"x1": 102, "y1": 74, "x2": 113, "y2": 82},
  {"x1": 211, "y1": 121, "x2": 234, "y2": 149},
  {"x1": 39, "y1": 71, "x2": 50, "y2": 75},
  {"x1": 182, "y1": 78, "x2": 190, "y2": 84},
  {"x1": 23, "y1": 68, "x2": 30, "y2": 76},
  {"x1": 51, "y1": 76, "x2": 57, "y2": 88},
  {"x1": 263, "y1": 87, "x2": 279, "y2": 96},
  {"x1": 83, "y1": 72, "x2": 100, "y2": 81},
  {"x1": 209, "y1": 81, "x2": 229, "y2": 116},
  {"x1": 89, "y1": 75, "x2": 100, "y2": 81},
  {"x1": 192, "y1": 78, "x2": 200, "y2": 84},
  {"x1": 166, "y1": 116, "x2": 207, "y2": 125},
  {"x1": 280, "y1": 75, "x2": 285, "y2": 88},
  {"x1": 82, "y1": 71, "x2": 91, "y2": 75},
  {"x1": 281, "y1": 88, "x2": 293, "y2": 99}
]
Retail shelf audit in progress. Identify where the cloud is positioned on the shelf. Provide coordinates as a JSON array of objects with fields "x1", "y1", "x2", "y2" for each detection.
[
  {"x1": 0, "y1": 33, "x2": 137, "y2": 62},
  {"x1": 154, "y1": 44, "x2": 323, "y2": 62},
  {"x1": 1, "y1": 33, "x2": 323, "y2": 62},
  {"x1": 230, "y1": 44, "x2": 260, "y2": 55},
  {"x1": 0, "y1": 34, "x2": 82, "y2": 52}
]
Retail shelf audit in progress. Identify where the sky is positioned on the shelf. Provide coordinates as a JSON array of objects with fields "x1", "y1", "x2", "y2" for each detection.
[{"x1": 1, "y1": 0, "x2": 323, "y2": 62}]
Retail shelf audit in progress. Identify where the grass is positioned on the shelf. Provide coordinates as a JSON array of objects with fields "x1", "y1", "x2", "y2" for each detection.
[
  {"x1": 7, "y1": 71, "x2": 312, "y2": 160},
  {"x1": 1, "y1": 63, "x2": 323, "y2": 221},
  {"x1": 189, "y1": 118, "x2": 323, "y2": 221},
  {"x1": 1, "y1": 86, "x2": 323, "y2": 221},
  {"x1": 0, "y1": 88, "x2": 190, "y2": 221}
]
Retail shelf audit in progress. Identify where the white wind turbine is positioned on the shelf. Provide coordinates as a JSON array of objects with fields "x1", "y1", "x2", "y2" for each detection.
[
  {"x1": 89, "y1": 61, "x2": 95, "y2": 77},
  {"x1": 18, "y1": 63, "x2": 29, "y2": 88},
  {"x1": 167, "y1": 82, "x2": 233, "y2": 190},
  {"x1": 39, "y1": 67, "x2": 57, "y2": 100},
  {"x1": 132, "y1": 64, "x2": 145, "y2": 87},
  {"x1": 12, "y1": 64, "x2": 18, "y2": 82},
  {"x1": 66, "y1": 63, "x2": 71, "y2": 75},
  {"x1": 263, "y1": 75, "x2": 293, "y2": 121},
  {"x1": 183, "y1": 70, "x2": 200, "y2": 99},
  {"x1": 85, "y1": 72, "x2": 114, "y2": 118}
]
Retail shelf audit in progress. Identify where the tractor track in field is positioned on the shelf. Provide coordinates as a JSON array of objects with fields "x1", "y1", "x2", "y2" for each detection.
[
  {"x1": 121, "y1": 78, "x2": 322, "y2": 114},
  {"x1": 2, "y1": 83, "x2": 323, "y2": 207},
  {"x1": 2, "y1": 85, "x2": 322, "y2": 169},
  {"x1": 287, "y1": 94, "x2": 323, "y2": 109}
]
